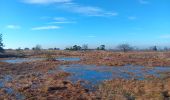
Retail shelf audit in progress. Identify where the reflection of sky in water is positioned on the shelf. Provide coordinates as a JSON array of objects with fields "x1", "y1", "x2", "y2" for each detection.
[
  {"x1": 56, "y1": 57, "x2": 80, "y2": 61},
  {"x1": 0, "y1": 57, "x2": 80, "y2": 63},
  {"x1": 0, "y1": 58, "x2": 44, "y2": 63},
  {"x1": 59, "y1": 64, "x2": 170, "y2": 90},
  {"x1": 0, "y1": 75, "x2": 25, "y2": 100},
  {"x1": 0, "y1": 81, "x2": 4, "y2": 88}
]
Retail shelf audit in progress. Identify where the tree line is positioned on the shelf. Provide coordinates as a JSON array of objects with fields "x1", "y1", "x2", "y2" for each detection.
[
  {"x1": 64, "y1": 44, "x2": 161, "y2": 52},
  {"x1": 0, "y1": 33, "x2": 169, "y2": 53}
]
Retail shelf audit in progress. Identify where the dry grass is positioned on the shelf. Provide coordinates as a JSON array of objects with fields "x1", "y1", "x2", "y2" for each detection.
[
  {"x1": 1, "y1": 50, "x2": 170, "y2": 99},
  {"x1": 96, "y1": 78, "x2": 170, "y2": 100}
]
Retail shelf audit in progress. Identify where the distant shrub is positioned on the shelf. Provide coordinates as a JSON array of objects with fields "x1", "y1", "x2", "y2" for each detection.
[
  {"x1": 153, "y1": 46, "x2": 158, "y2": 51},
  {"x1": 97, "y1": 45, "x2": 105, "y2": 50},
  {"x1": 54, "y1": 48, "x2": 60, "y2": 50},
  {"x1": 73, "y1": 45, "x2": 81, "y2": 51},
  {"x1": 16, "y1": 47, "x2": 22, "y2": 51},
  {"x1": 65, "y1": 45, "x2": 81, "y2": 51},
  {"x1": 24, "y1": 48, "x2": 30, "y2": 50},
  {"x1": 150, "y1": 46, "x2": 157, "y2": 51}
]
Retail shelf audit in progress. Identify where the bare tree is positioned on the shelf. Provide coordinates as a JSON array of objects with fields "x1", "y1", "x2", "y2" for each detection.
[
  {"x1": 35, "y1": 45, "x2": 42, "y2": 50},
  {"x1": 117, "y1": 44, "x2": 133, "y2": 52},
  {"x1": 32, "y1": 45, "x2": 42, "y2": 54},
  {"x1": 164, "y1": 47, "x2": 169, "y2": 51},
  {"x1": 82, "y1": 44, "x2": 88, "y2": 51}
]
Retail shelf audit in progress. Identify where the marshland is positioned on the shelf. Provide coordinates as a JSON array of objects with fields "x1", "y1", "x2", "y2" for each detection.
[
  {"x1": 1, "y1": 0, "x2": 170, "y2": 99},
  {"x1": 0, "y1": 46, "x2": 170, "y2": 99}
]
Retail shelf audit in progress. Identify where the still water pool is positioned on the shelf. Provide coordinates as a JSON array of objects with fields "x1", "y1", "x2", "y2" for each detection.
[{"x1": 59, "y1": 64, "x2": 170, "y2": 90}]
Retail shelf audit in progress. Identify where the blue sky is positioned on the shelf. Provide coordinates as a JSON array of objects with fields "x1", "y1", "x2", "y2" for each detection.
[{"x1": 0, "y1": 0, "x2": 170, "y2": 49}]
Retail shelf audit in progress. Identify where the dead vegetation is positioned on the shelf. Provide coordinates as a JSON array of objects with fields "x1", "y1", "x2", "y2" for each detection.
[
  {"x1": 96, "y1": 78, "x2": 170, "y2": 100},
  {"x1": 0, "y1": 50, "x2": 170, "y2": 99}
]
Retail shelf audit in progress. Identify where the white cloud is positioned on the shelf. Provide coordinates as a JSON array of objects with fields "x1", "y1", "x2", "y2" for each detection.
[
  {"x1": 31, "y1": 25, "x2": 60, "y2": 30},
  {"x1": 128, "y1": 16, "x2": 137, "y2": 20},
  {"x1": 41, "y1": 17, "x2": 76, "y2": 24},
  {"x1": 23, "y1": 0, "x2": 118, "y2": 17},
  {"x1": 87, "y1": 35, "x2": 96, "y2": 38},
  {"x1": 53, "y1": 17, "x2": 67, "y2": 21},
  {"x1": 49, "y1": 21, "x2": 76, "y2": 24},
  {"x1": 61, "y1": 3, "x2": 118, "y2": 17},
  {"x1": 6, "y1": 25, "x2": 20, "y2": 29},
  {"x1": 159, "y1": 34, "x2": 170, "y2": 39},
  {"x1": 105, "y1": 12, "x2": 118, "y2": 16},
  {"x1": 23, "y1": 0, "x2": 72, "y2": 4},
  {"x1": 139, "y1": 0, "x2": 149, "y2": 4},
  {"x1": 48, "y1": 17, "x2": 76, "y2": 24},
  {"x1": 72, "y1": 6, "x2": 103, "y2": 16}
]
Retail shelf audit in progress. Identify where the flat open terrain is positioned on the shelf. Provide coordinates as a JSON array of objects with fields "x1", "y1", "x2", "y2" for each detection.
[{"x1": 0, "y1": 50, "x2": 170, "y2": 100}]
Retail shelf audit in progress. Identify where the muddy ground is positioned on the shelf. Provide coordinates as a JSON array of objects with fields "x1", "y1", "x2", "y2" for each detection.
[{"x1": 0, "y1": 50, "x2": 170, "y2": 100}]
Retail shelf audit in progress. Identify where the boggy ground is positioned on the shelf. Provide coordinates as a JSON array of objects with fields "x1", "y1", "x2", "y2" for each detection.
[
  {"x1": 0, "y1": 61, "x2": 95, "y2": 100},
  {"x1": 3, "y1": 50, "x2": 170, "y2": 67},
  {"x1": 22, "y1": 50, "x2": 170, "y2": 67},
  {"x1": 0, "y1": 50, "x2": 170, "y2": 99},
  {"x1": 77, "y1": 51, "x2": 170, "y2": 67},
  {"x1": 96, "y1": 78, "x2": 170, "y2": 100}
]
